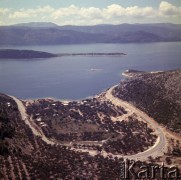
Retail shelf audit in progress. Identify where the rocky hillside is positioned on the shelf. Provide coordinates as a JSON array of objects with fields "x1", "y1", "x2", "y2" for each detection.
[
  {"x1": 0, "y1": 94, "x2": 162, "y2": 179},
  {"x1": 113, "y1": 69, "x2": 181, "y2": 133}
]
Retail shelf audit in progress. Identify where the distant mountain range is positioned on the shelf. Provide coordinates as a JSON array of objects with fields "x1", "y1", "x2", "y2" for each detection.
[{"x1": 0, "y1": 22, "x2": 181, "y2": 45}]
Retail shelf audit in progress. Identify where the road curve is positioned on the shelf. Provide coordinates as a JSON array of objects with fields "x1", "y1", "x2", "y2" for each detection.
[
  {"x1": 10, "y1": 86, "x2": 167, "y2": 160},
  {"x1": 105, "y1": 85, "x2": 167, "y2": 160}
]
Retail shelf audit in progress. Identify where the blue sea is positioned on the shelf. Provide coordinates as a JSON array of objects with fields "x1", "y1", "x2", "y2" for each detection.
[{"x1": 0, "y1": 42, "x2": 181, "y2": 99}]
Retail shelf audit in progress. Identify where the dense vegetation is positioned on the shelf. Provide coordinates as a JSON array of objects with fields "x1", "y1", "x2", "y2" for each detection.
[
  {"x1": 26, "y1": 96, "x2": 157, "y2": 155},
  {"x1": 0, "y1": 94, "x2": 19, "y2": 155}
]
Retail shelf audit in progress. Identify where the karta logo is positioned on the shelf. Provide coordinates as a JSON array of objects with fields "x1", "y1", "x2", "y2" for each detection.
[{"x1": 120, "y1": 159, "x2": 180, "y2": 179}]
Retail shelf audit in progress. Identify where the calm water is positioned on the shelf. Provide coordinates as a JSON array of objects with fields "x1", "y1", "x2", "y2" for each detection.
[{"x1": 0, "y1": 42, "x2": 181, "y2": 100}]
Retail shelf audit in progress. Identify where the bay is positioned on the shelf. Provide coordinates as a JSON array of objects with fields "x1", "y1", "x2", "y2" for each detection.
[{"x1": 0, "y1": 42, "x2": 181, "y2": 99}]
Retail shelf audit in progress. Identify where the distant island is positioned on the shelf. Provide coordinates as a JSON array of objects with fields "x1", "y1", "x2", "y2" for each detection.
[
  {"x1": 0, "y1": 49, "x2": 126, "y2": 59},
  {"x1": 0, "y1": 49, "x2": 57, "y2": 59}
]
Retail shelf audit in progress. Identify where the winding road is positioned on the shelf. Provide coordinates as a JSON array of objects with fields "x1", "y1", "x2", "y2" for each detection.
[
  {"x1": 105, "y1": 86, "x2": 167, "y2": 160},
  {"x1": 10, "y1": 85, "x2": 167, "y2": 160}
]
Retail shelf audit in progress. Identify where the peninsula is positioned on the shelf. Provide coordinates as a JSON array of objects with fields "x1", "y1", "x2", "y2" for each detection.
[{"x1": 0, "y1": 49, "x2": 126, "y2": 59}]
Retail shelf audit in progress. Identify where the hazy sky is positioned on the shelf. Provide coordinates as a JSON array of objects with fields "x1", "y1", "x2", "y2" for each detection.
[{"x1": 0, "y1": 0, "x2": 181, "y2": 25}]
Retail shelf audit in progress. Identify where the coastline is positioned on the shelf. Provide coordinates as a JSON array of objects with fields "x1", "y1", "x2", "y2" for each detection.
[
  {"x1": 122, "y1": 70, "x2": 164, "y2": 78},
  {"x1": 2, "y1": 69, "x2": 181, "y2": 168}
]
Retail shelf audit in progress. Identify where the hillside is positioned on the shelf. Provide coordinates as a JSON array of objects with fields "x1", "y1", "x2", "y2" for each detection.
[
  {"x1": 0, "y1": 27, "x2": 106, "y2": 45},
  {"x1": 113, "y1": 69, "x2": 181, "y2": 133},
  {"x1": 0, "y1": 93, "x2": 162, "y2": 179},
  {"x1": 0, "y1": 23, "x2": 181, "y2": 45},
  {"x1": 0, "y1": 94, "x2": 124, "y2": 179}
]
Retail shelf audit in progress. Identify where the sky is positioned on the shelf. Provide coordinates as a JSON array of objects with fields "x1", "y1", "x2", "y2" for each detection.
[{"x1": 0, "y1": 0, "x2": 181, "y2": 25}]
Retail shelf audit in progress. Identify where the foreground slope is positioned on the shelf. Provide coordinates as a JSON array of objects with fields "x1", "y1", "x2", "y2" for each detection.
[
  {"x1": 0, "y1": 94, "x2": 125, "y2": 179},
  {"x1": 0, "y1": 93, "x2": 172, "y2": 179}
]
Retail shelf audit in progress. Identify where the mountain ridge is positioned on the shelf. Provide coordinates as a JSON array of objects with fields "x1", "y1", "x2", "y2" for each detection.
[{"x1": 0, "y1": 22, "x2": 181, "y2": 45}]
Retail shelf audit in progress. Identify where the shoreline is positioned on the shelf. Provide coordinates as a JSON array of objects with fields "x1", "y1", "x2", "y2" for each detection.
[
  {"x1": 122, "y1": 70, "x2": 164, "y2": 78},
  {"x1": 23, "y1": 93, "x2": 104, "y2": 104}
]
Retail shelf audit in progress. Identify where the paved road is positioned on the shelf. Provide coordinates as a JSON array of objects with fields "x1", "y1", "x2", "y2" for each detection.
[
  {"x1": 105, "y1": 85, "x2": 167, "y2": 160},
  {"x1": 10, "y1": 87, "x2": 167, "y2": 160}
]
